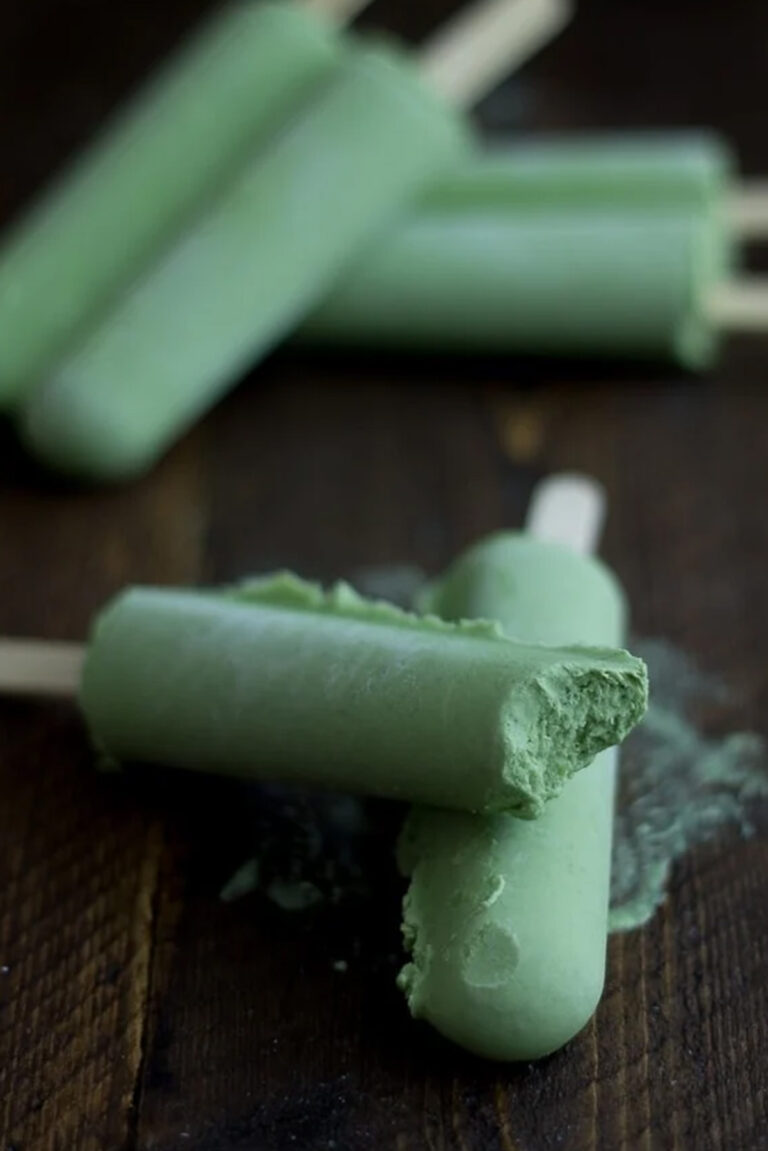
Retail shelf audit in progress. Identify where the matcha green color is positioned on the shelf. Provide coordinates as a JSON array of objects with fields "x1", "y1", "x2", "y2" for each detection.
[
  {"x1": 301, "y1": 206, "x2": 731, "y2": 369},
  {"x1": 301, "y1": 133, "x2": 736, "y2": 368},
  {"x1": 18, "y1": 45, "x2": 468, "y2": 481},
  {"x1": 0, "y1": 3, "x2": 339, "y2": 405},
  {"x1": 398, "y1": 534, "x2": 629, "y2": 1060},
  {"x1": 420, "y1": 132, "x2": 733, "y2": 213},
  {"x1": 80, "y1": 573, "x2": 646, "y2": 815}
]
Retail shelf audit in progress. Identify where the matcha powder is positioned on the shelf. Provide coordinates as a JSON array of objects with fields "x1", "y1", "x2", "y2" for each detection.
[{"x1": 609, "y1": 638, "x2": 768, "y2": 933}]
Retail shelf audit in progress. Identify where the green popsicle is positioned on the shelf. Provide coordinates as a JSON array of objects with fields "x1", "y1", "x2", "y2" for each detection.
[
  {"x1": 0, "y1": 2, "x2": 340, "y2": 405},
  {"x1": 300, "y1": 133, "x2": 737, "y2": 367},
  {"x1": 302, "y1": 205, "x2": 729, "y2": 366},
  {"x1": 419, "y1": 132, "x2": 733, "y2": 213},
  {"x1": 80, "y1": 572, "x2": 647, "y2": 816},
  {"x1": 397, "y1": 532, "x2": 630, "y2": 1060},
  {"x1": 17, "y1": 41, "x2": 469, "y2": 481}
]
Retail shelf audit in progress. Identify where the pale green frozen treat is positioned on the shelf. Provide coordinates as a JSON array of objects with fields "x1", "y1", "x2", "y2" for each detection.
[
  {"x1": 18, "y1": 44, "x2": 469, "y2": 482},
  {"x1": 0, "y1": 2, "x2": 340, "y2": 405},
  {"x1": 301, "y1": 206, "x2": 730, "y2": 369},
  {"x1": 79, "y1": 573, "x2": 647, "y2": 816},
  {"x1": 398, "y1": 533, "x2": 632, "y2": 1060},
  {"x1": 420, "y1": 132, "x2": 733, "y2": 213},
  {"x1": 301, "y1": 132, "x2": 735, "y2": 368}
]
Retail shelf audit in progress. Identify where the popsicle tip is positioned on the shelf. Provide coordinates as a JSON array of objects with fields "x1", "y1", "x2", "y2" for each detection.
[
  {"x1": 397, "y1": 838, "x2": 608, "y2": 1060},
  {"x1": 18, "y1": 378, "x2": 154, "y2": 483}
]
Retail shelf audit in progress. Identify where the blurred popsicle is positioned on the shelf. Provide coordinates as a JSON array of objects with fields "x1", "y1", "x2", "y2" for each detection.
[
  {"x1": 0, "y1": 1, "x2": 364, "y2": 405},
  {"x1": 300, "y1": 132, "x2": 768, "y2": 367},
  {"x1": 0, "y1": 571, "x2": 646, "y2": 815},
  {"x1": 413, "y1": 132, "x2": 735, "y2": 212},
  {"x1": 14, "y1": 0, "x2": 572, "y2": 481},
  {"x1": 397, "y1": 474, "x2": 629, "y2": 1060}
]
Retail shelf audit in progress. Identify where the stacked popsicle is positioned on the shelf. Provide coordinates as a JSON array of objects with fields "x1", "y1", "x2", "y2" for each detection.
[
  {"x1": 0, "y1": 474, "x2": 647, "y2": 1061},
  {"x1": 1, "y1": 2, "x2": 767, "y2": 485},
  {"x1": 301, "y1": 131, "x2": 768, "y2": 367},
  {"x1": 0, "y1": 1, "x2": 350, "y2": 403},
  {"x1": 0, "y1": 0, "x2": 571, "y2": 480},
  {"x1": 399, "y1": 477, "x2": 627, "y2": 1060}
]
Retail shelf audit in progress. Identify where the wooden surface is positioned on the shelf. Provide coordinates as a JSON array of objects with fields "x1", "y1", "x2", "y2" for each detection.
[{"x1": 2, "y1": 2, "x2": 768, "y2": 1148}]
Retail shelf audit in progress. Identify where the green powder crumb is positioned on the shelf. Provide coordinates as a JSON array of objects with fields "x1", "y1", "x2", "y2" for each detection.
[
  {"x1": 220, "y1": 857, "x2": 260, "y2": 903},
  {"x1": 266, "y1": 878, "x2": 323, "y2": 912},
  {"x1": 609, "y1": 638, "x2": 768, "y2": 933}
]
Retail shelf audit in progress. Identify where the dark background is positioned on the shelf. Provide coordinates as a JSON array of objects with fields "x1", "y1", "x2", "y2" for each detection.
[{"x1": 1, "y1": 2, "x2": 768, "y2": 1149}]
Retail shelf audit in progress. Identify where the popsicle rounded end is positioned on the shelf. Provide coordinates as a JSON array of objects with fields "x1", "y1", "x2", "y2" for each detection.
[
  {"x1": 18, "y1": 378, "x2": 157, "y2": 482},
  {"x1": 398, "y1": 906, "x2": 605, "y2": 1062}
]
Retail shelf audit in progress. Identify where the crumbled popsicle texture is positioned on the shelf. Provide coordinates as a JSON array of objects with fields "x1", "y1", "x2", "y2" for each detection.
[
  {"x1": 19, "y1": 44, "x2": 469, "y2": 481},
  {"x1": 80, "y1": 573, "x2": 646, "y2": 815},
  {"x1": 301, "y1": 133, "x2": 734, "y2": 368},
  {"x1": 0, "y1": 2, "x2": 339, "y2": 404},
  {"x1": 398, "y1": 534, "x2": 633, "y2": 1060}
]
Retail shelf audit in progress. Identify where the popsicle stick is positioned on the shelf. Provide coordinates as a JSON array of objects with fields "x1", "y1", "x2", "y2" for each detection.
[
  {"x1": 0, "y1": 638, "x2": 83, "y2": 698},
  {"x1": 420, "y1": 0, "x2": 572, "y2": 108},
  {"x1": 526, "y1": 473, "x2": 607, "y2": 557},
  {"x1": 707, "y1": 278, "x2": 768, "y2": 331},
  {"x1": 728, "y1": 181, "x2": 768, "y2": 239}
]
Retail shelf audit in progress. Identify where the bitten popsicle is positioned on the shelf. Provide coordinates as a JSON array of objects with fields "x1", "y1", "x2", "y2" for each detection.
[
  {"x1": 300, "y1": 133, "x2": 768, "y2": 367},
  {"x1": 15, "y1": 0, "x2": 572, "y2": 481},
  {"x1": 0, "y1": 1, "x2": 357, "y2": 405},
  {"x1": 0, "y1": 571, "x2": 647, "y2": 815},
  {"x1": 397, "y1": 476, "x2": 631, "y2": 1060}
]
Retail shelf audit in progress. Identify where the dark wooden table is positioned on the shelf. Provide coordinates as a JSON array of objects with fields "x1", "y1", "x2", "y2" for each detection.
[{"x1": 2, "y1": 2, "x2": 768, "y2": 1148}]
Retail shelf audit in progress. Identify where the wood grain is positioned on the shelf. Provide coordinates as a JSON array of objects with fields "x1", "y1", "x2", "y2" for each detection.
[
  {"x1": 0, "y1": 435, "x2": 205, "y2": 1149},
  {"x1": 1, "y1": 1, "x2": 768, "y2": 1149}
]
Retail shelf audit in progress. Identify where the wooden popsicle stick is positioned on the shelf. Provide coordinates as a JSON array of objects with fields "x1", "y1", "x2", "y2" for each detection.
[
  {"x1": 728, "y1": 181, "x2": 768, "y2": 240},
  {"x1": 526, "y1": 473, "x2": 607, "y2": 557},
  {"x1": 419, "y1": 0, "x2": 572, "y2": 108},
  {"x1": 707, "y1": 278, "x2": 768, "y2": 331},
  {"x1": 0, "y1": 638, "x2": 83, "y2": 698}
]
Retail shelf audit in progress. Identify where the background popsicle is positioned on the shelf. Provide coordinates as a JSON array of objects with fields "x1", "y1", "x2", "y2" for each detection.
[
  {"x1": 303, "y1": 203, "x2": 728, "y2": 367},
  {"x1": 410, "y1": 132, "x2": 735, "y2": 212},
  {"x1": 300, "y1": 132, "x2": 768, "y2": 366},
  {"x1": 13, "y1": 0, "x2": 572, "y2": 481},
  {"x1": 397, "y1": 476, "x2": 628, "y2": 1060},
  {"x1": 0, "y1": 1, "x2": 346, "y2": 406}
]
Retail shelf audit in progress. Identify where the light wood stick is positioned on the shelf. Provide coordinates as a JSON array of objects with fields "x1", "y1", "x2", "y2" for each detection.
[
  {"x1": 728, "y1": 181, "x2": 768, "y2": 240},
  {"x1": 419, "y1": 0, "x2": 572, "y2": 108},
  {"x1": 526, "y1": 472, "x2": 606, "y2": 557},
  {"x1": 0, "y1": 638, "x2": 83, "y2": 698},
  {"x1": 707, "y1": 278, "x2": 768, "y2": 331}
]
